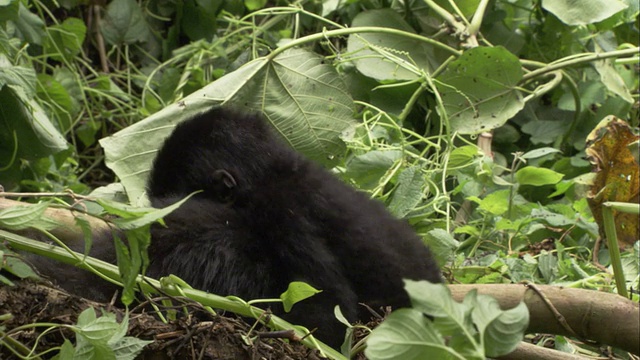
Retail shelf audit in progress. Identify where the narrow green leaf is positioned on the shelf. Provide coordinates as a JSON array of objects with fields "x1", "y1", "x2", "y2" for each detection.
[
  {"x1": 515, "y1": 167, "x2": 564, "y2": 186},
  {"x1": 0, "y1": 202, "x2": 49, "y2": 230},
  {"x1": 3, "y1": 256, "x2": 40, "y2": 279},
  {"x1": 521, "y1": 147, "x2": 561, "y2": 160}
]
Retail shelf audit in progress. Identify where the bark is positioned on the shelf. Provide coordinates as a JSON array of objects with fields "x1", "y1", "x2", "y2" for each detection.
[
  {"x1": 450, "y1": 284, "x2": 639, "y2": 355},
  {"x1": 497, "y1": 342, "x2": 592, "y2": 360}
]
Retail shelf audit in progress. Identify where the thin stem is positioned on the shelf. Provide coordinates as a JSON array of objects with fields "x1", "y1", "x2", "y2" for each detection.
[
  {"x1": 268, "y1": 27, "x2": 462, "y2": 60},
  {"x1": 521, "y1": 48, "x2": 639, "y2": 82}
]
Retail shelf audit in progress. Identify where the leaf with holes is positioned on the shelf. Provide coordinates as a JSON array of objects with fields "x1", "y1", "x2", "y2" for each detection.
[{"x1": 436, "y1": 46, "x2": 524, "y2": 135}]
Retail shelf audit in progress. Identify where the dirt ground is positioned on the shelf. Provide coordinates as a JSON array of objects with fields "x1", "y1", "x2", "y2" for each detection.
[{"x1": 0, "y1": 279, "x2": 325, "y2": 359}]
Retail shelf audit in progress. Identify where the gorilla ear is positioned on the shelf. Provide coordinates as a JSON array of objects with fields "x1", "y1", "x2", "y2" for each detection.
[{"x1": 211, "y1": 169, "x2": 237, "y2": 203}]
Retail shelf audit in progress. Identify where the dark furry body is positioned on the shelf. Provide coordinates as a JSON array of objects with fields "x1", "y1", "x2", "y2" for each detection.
[{"x1": 30, "y1": 108, "x2": 442, "y2": 347}]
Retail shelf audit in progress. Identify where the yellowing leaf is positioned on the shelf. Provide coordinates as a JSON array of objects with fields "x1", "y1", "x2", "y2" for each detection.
[{"x1": 586, "y1": 116, "x2": 640, "y2": 248}]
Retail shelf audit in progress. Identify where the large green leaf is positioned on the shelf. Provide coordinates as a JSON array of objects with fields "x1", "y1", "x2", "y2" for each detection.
[
  {"x1": 515, "y1": 167, "x2": 564, "y2": 186},
  {"x1": 397, "y1": 281, "x2": 528, "y2": 359},
  {"x1": 0, "y1": 2, "x2": 45, "y2": 45},
  {"x1": 0, "y1": 81, "x2": 68, "y2": 160},
  {"x1": 0, "y1": 60, "x2": 63, "y2": 166},
  {"x1": 593, "y1": 57, "x2": 634, "y2": 104},
  {"x1": 468, "y1": 292, "x2": 530, "y2": 357},
  {"x1": 346, "y1": 9, "x2": 438, "y2": 81},
  {"x1": 436, "y1": 46, "x2": 524, "y2": 135},
  {"x1": 101, "y1": 0, "x2": 153, "y2": 45},
  {"x1": 542, "y1": 0, "x2": 628, "y2": 25},
  {"x1": 344, "y1": 150, "x2": 403, "y2": 189},
  {"x1": 365, "y1": 308, "x2": 450, "y2": 360},
  {"x1": 100, "y1": 48, "x2": 355, "y2": 204}
]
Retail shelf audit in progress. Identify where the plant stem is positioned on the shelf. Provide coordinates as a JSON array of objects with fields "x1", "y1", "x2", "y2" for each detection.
[
  {"x1": 521, "y1": 48, "x2": 639, "y2": 82},
  {"x1": 601, "y1": 204, "x2": 628, "y2": 298},
  {"x1": 268, "y1": 27, "x2": 462, "y2": 60}
]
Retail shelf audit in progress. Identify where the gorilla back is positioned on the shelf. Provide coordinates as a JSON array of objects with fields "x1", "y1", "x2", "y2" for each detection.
[{"x1": 145, "y1": 108, "x2": 442, "y2": 346}]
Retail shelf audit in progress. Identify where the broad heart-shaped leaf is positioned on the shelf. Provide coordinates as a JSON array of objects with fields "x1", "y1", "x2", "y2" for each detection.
[
  {"x1": 467, "y1": 292, "x2": 529, "y2": 357},
  {"x1": 346, "y1": 9, "x2": 438, "y2": 81},
  {"x1": 101, "y1": 0, "x2": 153, "y2": 45},
  {"x1": 404, "y1": 281, "x2": 482, "y2": 359},
  {"x1": 42, "y1": 17, "x2": 86, "y2": 62},
  {"x1": 404, "y1": 280, "x2": 473, "y2": 338},
  {"x1": 436, "y1": 46, "x2": 524, "y2": 135},
  {"x1": 100, "y1": 48, "x2": 355, "y2": 204},
  {"x1": 0, "y1": 2, "x2": 45, "y2": 45},
  {"x1": 75, "y1": 309, "x2": 121, "y2": 344},
  {"x1": 344, "y1": 150, "x2": 403, "y2": 189},
  {"x1": 541, "y1": 0, "x2": 628, "y2": 25},
  {"x1": 365, "y1": 308, "x2": 452, "y2": 360},
  {"x1": 477, "y1": 189, "x2": 510, "y2": 216}
]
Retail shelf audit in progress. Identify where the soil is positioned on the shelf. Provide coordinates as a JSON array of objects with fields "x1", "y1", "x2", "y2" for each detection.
[{"x1": 0, "y1": 279, "x2": 324, "y2": 359}]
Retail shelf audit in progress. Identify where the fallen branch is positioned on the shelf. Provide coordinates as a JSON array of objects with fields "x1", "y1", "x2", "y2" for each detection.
[{"x1": 450, "y1": 284, "x2": 639, "y2": 355}]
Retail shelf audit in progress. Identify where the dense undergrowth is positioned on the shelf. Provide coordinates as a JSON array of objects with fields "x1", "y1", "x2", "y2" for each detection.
[{"x1": 0, "y1": 0, "x2": 638, "y2": 359}]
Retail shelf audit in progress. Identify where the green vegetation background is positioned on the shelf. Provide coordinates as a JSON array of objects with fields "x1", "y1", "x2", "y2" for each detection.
[{"x1": 0, "y1": 0, "x2": 638, "y2": 358}]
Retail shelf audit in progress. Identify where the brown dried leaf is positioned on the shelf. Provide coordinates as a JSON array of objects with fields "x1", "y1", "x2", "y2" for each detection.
[{"x1": 586, "y1": 116, "x2": 640, "y2": 248}]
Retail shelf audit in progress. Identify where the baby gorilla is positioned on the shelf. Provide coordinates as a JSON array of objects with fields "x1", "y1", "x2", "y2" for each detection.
[
  {"x1": 143, "y1": 107, "x2": 441, "y2": 346},
  {"x1": 23, "y1": 107, "x2": 441, "y2": 347}
]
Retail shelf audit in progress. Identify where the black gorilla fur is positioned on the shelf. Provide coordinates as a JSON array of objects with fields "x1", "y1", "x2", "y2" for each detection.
[
  {"x1": 144, "y1": 108, "x2": 441, "y2": 345},
  {"x1": 30, "y1": 108, "x2": 442, "y2": 347}
]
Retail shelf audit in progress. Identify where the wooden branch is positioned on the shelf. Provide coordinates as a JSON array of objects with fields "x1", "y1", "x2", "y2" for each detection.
[
  {"x1": 450, "y1": 284, "x2": 639, "y2": 355},
  {"x1": 0, "y1": 198, "x2": 110, "y2": 244},
  {"x1": 498, "y1": 342, "x2": 590, "y2": 360}
]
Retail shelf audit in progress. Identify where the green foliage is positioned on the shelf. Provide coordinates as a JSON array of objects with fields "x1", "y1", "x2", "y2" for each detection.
[
  {"x1": 280, "y1": 281, "x2": 322, "y2": 313},
  {"x1": 0, "y1": 248, "x2": 40, "y2": 286},
  {"x1": 0, "y1": 0, "x2": 638, "y2": 357},
  {"x1": 100, "y1": 47, "x2": 356, "y2": 203},
  {"x1": 436, "y1": 46, "x2": 525, "y2": 134},
  {"x1": 541, "y1": 0, "x2": 629, "y2": 25},
  {"x1": 60, "y1": 308, "x2": 152, "y2": 360},
  {"x1": 365, "y1": 281, "x2": 529, "y2": 360}
]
